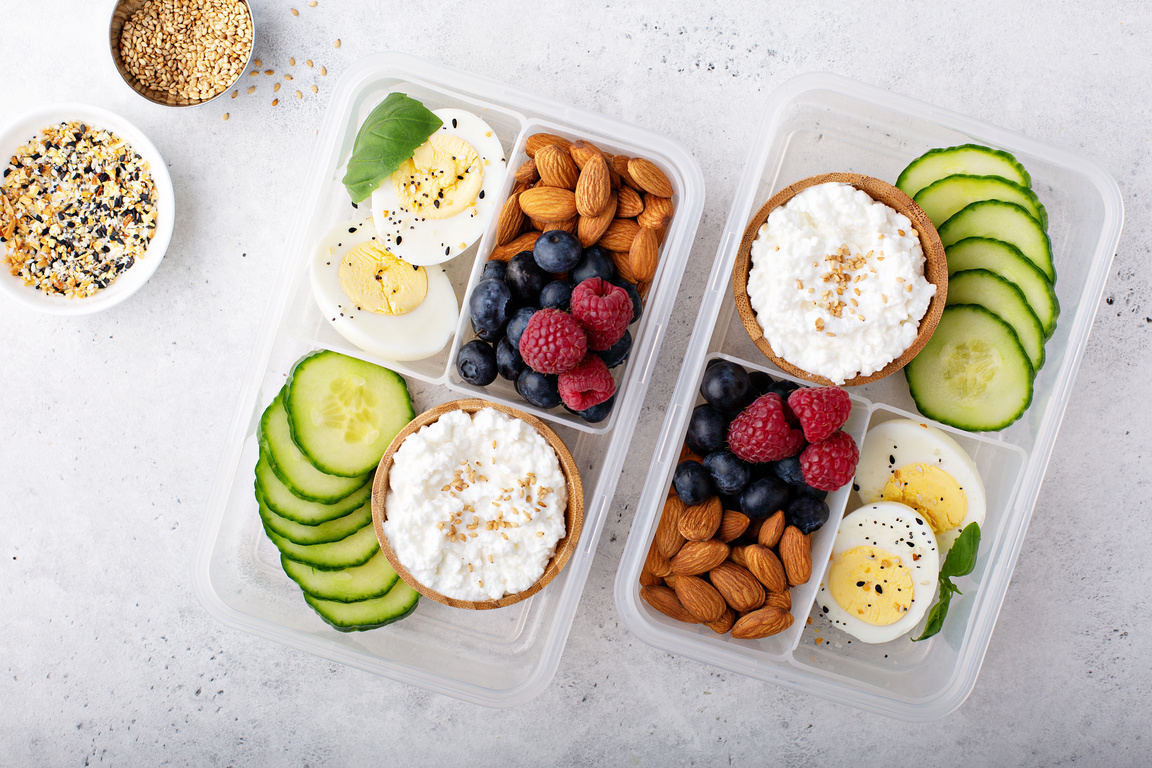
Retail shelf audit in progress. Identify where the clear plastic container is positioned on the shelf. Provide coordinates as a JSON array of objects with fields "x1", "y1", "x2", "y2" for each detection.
[
  {"x1": 614, "y1": 72, "x2": 1123, "y2": 721},
  {"x1": 194, "y1": 52, "x2": 703, "y2": 707}
]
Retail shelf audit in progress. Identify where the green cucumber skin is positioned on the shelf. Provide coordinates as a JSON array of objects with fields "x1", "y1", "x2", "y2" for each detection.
[
  {"x1": 937, "y1": 200, "x2": 1055, "y2": 282},
  {"x1": 896, "y1": 144, "x2": 1031, "y2": 198},
  {"x1": 303, "y1": 581, "x2": 420, "y2": 632},
  {"x1": 281, "y1": 549, "x2": 400, "y2": 603},
  {"x1": 264, "y1": 520, "x2": 380, "y2": 571},
  {"x1": 914, "y1": 174, "x2": 1048, "y2": 230},
  {"x1": 284, "y1": 350, "x2": 415, "y2": 478},
  {"x1": 945, "y1": 237, "x2": 1059, "y2": 337},
  {"x1": 254, "y1": 452, "x2": 373, "y2": 526},
  {"x1": 946, "y1": 269, "x2": 1046, "y2": 372},
  {"x1": 258, "y1": 388, "x2": 370, "y2": 503},
  {"x1": 257, "y1": 492, "x2": 373, "y2": 546}
]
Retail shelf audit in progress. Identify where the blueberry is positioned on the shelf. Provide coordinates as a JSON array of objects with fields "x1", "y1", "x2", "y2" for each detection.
[
  {"x1": 516, "y1": 368, "x2": 561, "y2": 409},
  {"x1": 702, "y1": 450, "x2": 750, "y2": 496},
  {"x1": 577, "y1": 394, "x2": 615, "y2": 424},
  {"x1": 786, "y1": 494, "x2": 830, "y2": 534},
  {"x1": 481, "y1": 259, "x2": 508, "y2": 282},
  {"x1": 768, "y1": 378, "x2": 801, "y2": 400},
  {"x1": 748, "y1": 370, "x2": 776, "y2": 396},
  {"x1": 700, "y1": 360, "x2": 755, "y2": 414},
  {"x1": 612, "y1": 279, "x2": 643, "y2": 324},
  {"x1": 571, "y1": 246, "x2": 617, "y2": 284},
  {"x1": 685, "y1": 404, "x2": 729, "y2": 455},
  {"x1": 496, "y1": 336, "x2": 526, "y2": 381},
  {"x1": 673, "y1": 460, "x2": 713, "y2": 506},
  {"x1": 739, "y1": 476, "x2": 792, "y2": 519},
  {"x1": 469, "y1": 278, "x2": 512, "y2": 333},
  {"x1": 771, "y1": 455, "x2": 806, "y2": 486},
  {"x1": 533, "y1": 230, "x2": 583, "y2": 272},
  {"x1": 456, "y1": 339, "x2": 497, "y2": 386},
  {"x1": 539, "y1": 280, "x2": 574, "y2": 311},
  {"x1": 506, "y1": 250, "x2": 551, "y2": 305},
  {"x1": 597, "y1": 329, "x2": 632, "y2": 368},
  {"x1": 505, "y1": 306, "x2": 537, "y2": 348}
]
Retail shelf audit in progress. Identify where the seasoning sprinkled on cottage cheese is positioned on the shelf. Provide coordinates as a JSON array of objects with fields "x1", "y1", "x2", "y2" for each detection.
[
  {"x1": 747, "y1": 182, "x2": 935, "y2": 384},
  {"x1": 383, "y1": 407, "x2": 568, "y2": 601}
]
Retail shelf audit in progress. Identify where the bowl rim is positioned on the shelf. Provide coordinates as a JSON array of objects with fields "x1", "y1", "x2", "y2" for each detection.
[
  {"x1": 370, "y1": 398, "x2": 585, "y2": 610},
  {"x1": 731, "y1": 172, "x2": 948, "y2": 386},
  {"x1": 0, "y1": 103, "x2": 176, "y2": 315}
]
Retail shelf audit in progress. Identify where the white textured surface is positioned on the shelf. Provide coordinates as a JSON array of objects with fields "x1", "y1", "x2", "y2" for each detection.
[{"x1": 2, "y1": 0, "x2": 1150, "y2": 764}]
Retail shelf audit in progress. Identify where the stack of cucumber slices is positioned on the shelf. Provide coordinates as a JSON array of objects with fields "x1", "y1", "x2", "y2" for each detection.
[
  {"x1": 253, "y1": 349, "x2": 419, "y2": 631},
  {"x1": 897, "y1": 145, "x2": 1058, "y2": 432}
]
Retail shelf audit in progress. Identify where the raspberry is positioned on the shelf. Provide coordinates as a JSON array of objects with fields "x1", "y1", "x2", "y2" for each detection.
[
  {"x1": 518, "y1": 308, "x2": 588, "y2": 374},
  {"x1": 569, "y1": 278, "x2": 632, "y2": 351},
  {"x1": 787, "y1": 386, "x2": 852, "y2": 443},
  {"x1": 558, "y1": 354, "x2": 616, "y2": 411},
  {"x1": 799, "y1": 431, "x2": 860, "y2": 491},
  {"x1": 726, "y1": 393, "x2": 805, "y2": 463}
]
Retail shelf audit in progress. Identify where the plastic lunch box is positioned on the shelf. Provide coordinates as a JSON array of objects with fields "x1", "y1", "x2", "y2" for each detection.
[
  {"x1": 614, "y1": 72, "x2": 1124, "y2": 721},
  {"x1": 193, "y1": 52, "x2": 703, "y2": 707}
]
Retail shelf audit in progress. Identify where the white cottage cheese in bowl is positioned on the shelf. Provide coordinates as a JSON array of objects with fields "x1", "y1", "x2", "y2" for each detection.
[
  {"x1": 383, "y1": 407, "x2": 568, "y2": 602},
  {"x1": 746, "y1": 182, "x2": 936, "y2": 384}
]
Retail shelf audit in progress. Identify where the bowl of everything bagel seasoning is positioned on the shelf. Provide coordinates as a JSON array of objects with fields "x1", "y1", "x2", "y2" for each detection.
[
  {"x1": 109, "y1": 0, "x2": 254, "y2": 106},
  {"x1": 0, "y1": 104, "x2": 175, "y2": 314}
]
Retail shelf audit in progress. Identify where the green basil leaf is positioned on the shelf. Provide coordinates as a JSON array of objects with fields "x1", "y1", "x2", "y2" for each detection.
[
  {"x1": 342, "y1": 93, "x2": 443, "y2": 204},
  {"x1": 911, "y1": 585, "x2": 953, "y2": 642},
  {"x1": 940, "y1": 522, "x2": 981, "y2": 580}
]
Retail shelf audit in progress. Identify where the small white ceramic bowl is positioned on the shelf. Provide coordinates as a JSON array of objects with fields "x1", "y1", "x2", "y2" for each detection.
[{"x1": 0, "y1": 104, "x2": 175, "y2": 315}]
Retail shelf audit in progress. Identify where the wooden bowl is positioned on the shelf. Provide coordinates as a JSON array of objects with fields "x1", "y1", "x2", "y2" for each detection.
[
  {"x1": 371, "y1": 399, "x2": 584, "y2": 610},
  {"x1": 731, "y1": 173, "x2": 948, "y2": 386}
]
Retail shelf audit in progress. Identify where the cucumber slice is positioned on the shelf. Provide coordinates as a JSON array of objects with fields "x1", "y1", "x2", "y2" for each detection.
[
  {"x1": 285, "y1": 350, "x2": 415, "y2": 477},
  {"x1": 259, "y1": 388, "x2": 370, "y2": 502},
  {"x1": 945, "y1": 237, "x2": 1059, "y2": 337},
  {"x1": 265, "y1": 519, "x2": 380, "y2": 570},
  {"x1": 255, "y1": 452, "x2": 373, "y2": 525},
  {"x1": 905, "y1": 304, "x2": 1034, "y2": 432},
  {"x1": 303, "y1": 580, "x2": 420, "y2": 632},
  {"x1": 281, "y1": 549, "x2": 399, "y2": 602},
  {"x1": 896, "y1": 144, "x2": 1032, "y2": 198},
  {"x1": 946, "y1": 269, "x2": 1045, "y2": 371},
  {"x1": 257, "y1": 492, "x2": 373, "y2": 546},
  {"x1": 937, "y1": 201, "x2": 1055, "y2": 282},
  {"x1": 914, "y1": 174, "x2": 1047, "y2": 230}
]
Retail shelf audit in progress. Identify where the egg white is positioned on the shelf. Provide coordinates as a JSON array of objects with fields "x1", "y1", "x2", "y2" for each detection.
[
  {"x1": 370, "y1": 108, "x2": 507, "y2": 266},
  {"x1": 310, "y1": 217, "x2": 458, "y2": 362},
  {"x1": 854, "y1": 418, "x2": 986, "y2": 555},
  {"x1": 815, "y1": 501, "x2": 940, "y2": 644}
]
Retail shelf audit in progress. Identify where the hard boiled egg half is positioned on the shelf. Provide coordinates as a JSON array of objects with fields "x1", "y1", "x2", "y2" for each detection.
[
  {"x1": 370, "y1": 108, "x2": 507, "y2": 266},
  {"x1": 815, "y1": 501, "x2": 940, "y2": 644},
  {"x1": 854, "y1": 418, "x2": 986, "y2": 555},
  {"x1": 310, "y1": 217, "x2": 458, "y2": 362}
]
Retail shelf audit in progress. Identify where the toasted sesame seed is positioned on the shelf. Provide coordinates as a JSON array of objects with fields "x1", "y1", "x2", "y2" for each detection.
[
  {"x1": 231, "y1": 90, "x2": 238, "y2": 99},
  {"x1": 334, "y1": 39, "x2": 341, "y2": 48},
  {"x1": 273, "y1": 82, "x2": 280, "y2": 92},
  {"x1": 272, "y1": 98, "x2": 278, "y2": 106},
  {"x1": 296, "y1": 90, "x2": 302, "y2": 99},
  {"x1": 289, "y1": 57, "x2": 296, "y2": 66},
  {"x1": 284, "y1": 74, "x2": 293, "y2": 81},
  {"x1": 306, "y1": 59, "x2": 314, "y2": 67},
  {"x1": 309, "y1": 0, "x2": 317, "y2": 5},
  {"x1": 291, "y1": 8, "x2": 299, "y2": 15},
  {"x1": 222, "y1": 113, "x2": 229, "y2": 120},
  {"x1": 321, "y1": 66, "x2": 327, "y2": 75},
  {"x1": 247, "y1": 85, "x2": 255, "y2": 94}
]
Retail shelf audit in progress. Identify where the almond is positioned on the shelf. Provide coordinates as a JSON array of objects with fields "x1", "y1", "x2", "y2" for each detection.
[
  {"x1": 598, "y1": 217, "x2": 641, "y2": 252},
  {"x1": 742, "y1": 517, "x2": 764, "y2": 544},
  {"x1": 627, "y1": 157, "x2": 675, "y2": 197},
  {"x1": 568, "y1": 139, "x2": 604, "y2": 169},
  {"x1": 709, "y1": 561, "x2": 765, "y2": 613},
  {"x1": 764, "y1": 590, "x2": 792, "y2": 613},
  {"x1": 611, "y1": 153, "x2": 638, "y2": 187},
  {"x1": 545, "y1": 217, "x2": 578, "y2": 234},
  {"x1": 577, "y1": 191, "x2": 617, "y2": 247},
  {"x1": 645, "y1": 539, "x2": 672, "y2": 578},
  {"x1": 535, "y1": 144, "x2": 580, "y2": 189},
  {"x1": 672, "y1": 575, "x2": 728, "y2": 623},
  {"x1": 489, "y1": 231, "x2": 540, "y2": 261},
  {"x1": 639, "y1": 585, "x2": 700, "y2": 624},
  {"x1": 495, "y1": 192, "x2": 525, "y2": 246},
  {"x1": 706, "y1": 607, "x2": 736, "y2": 635},
  {"x1": 575, "y1": 154, "x2": 612, "y2": 217},
  {"x1": 610, "y1": 249, "x2": 635, "y2": 283},
  {"x1": 616, "y1": 185, "x2": 645, "y2": 218},
  {"x1": 639, "y1": 567, "x2": 662, "y2": 587},
  {"x1": 757, "y1": 510, "x2": 785, "y2": 549},
  {"x1": 730, "y1": 605, "x2": 794, "y2": 639},
  {"x1": 628, "y1": 226, "x2": 659, "y2": 283},
  {"x1": 716, "y1": 510, "x2": 750, "y2": 543},
  {"x1": 637, "y1": 193, "x2": 675, "y2": 229},
  {"x1": 655, "y1": 495, "x2": 687, "y2": 558},
  {"x1": 727, "y1": 544, "x2": 748, "y2": 569},
  {"x1": 518, "y1": 186, "x2": 577, "y2": 221},
  {"x1": 779, "y1": 526, "x2": 813, "y2": 586},
  {"x1": 514, "y1": 157, "x2": 539, "y2": 184},
  {"x1": 743, "y1": 543, "x2": 788, "y2": 593},
  {"x1": 678, "y1": 496, "x2": 722, "y2": 541},
  {"x1": 525, "y1": 132, "x2": 572, "y2": 158},
  {"x1": 669, "y1": 539, "x2": 729, "y2": 576}
]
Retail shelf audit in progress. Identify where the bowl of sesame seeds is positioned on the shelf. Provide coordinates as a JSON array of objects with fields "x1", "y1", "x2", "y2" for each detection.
[
  {"x1": 109, "y1": 0, "x2": 255, "y2": 107},
  {"x1": 0, "y1": 104, "x2": 175, "y2": 315}
]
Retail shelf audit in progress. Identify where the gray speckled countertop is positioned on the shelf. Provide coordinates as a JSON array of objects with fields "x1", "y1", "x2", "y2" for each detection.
[{"x1": 3, "y1": 1, "x2": 1150, "y2": 764}]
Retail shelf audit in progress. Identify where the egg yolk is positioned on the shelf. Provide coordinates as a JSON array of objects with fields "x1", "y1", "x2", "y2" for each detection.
[
  {"x1": 391, "y1": 133, "x2": 483, "y2": 220},
  {"x1": 828, "y1": 545, "x2": 914, "y2": 626},
  {"x1": 337, "y1": 241, "x2": 428, "y2": 315},
  {"x1": 880, "y1": 463, "x2": 967, "y2": 535}
]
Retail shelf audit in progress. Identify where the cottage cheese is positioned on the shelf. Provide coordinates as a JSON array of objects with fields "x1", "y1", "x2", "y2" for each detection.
[
  {"x1": 746, "y1": 182, "x2": 936, "y2": 384},
  {"x1": 383, "y1": 407, "x2": 568, "y2": 601}
]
